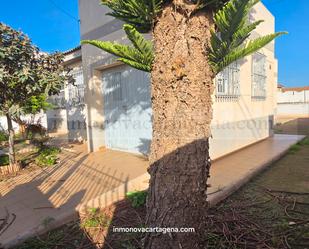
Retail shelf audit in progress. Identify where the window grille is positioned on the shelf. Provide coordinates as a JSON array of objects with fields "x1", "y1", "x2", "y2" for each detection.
[
  {"x1": 48, "y1": 90, "x2": 66, "y2": 108},
  {"x1": 68, "y1": 70, "x2": 85, "y2": 106},
  {"x1": 215, "y1": 61, "x2": 240, "y2": 101},
  {"x1": 252, "y1": 53, "x2": 267, "y2": 100}
]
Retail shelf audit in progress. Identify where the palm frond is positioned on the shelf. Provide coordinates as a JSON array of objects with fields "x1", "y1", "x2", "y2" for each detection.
[
  {"x1": 81, "y1": 25, "x2": 153, "y2": 72},
  {"x1": 123, "y1": 24, "x2": 153, "y2": 57},
  {"x1": 209, "y1": 0, "x2": 287, "y2": 74},
  {"x1": 101, "y1": 0, "x2": 163, "y2": 33},
  {"x1": 212, "y1": 32, "x2": 287, "y2": 72},
  {"x1": 197, "y1": 0, "x2": 229, "y2": 10},
  {"x1": 117, "y1": 58, "x2": 150, "y2": 72}
]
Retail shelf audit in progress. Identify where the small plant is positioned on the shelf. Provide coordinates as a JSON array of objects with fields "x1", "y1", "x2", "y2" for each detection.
[
  {"x1": 35, "y1": 146, "x2": 61, "y2": 167},
  {"x1": 0, "y1": 154, "x2": 9, "y2": 166},
  {"x1": 0, "y1": 131, "x2": 8, "y2": 143},
  {"x1": 14, "y1": 132, "x2": 23, "y2": 140},
  {"x1": 126, "y1": 190, "x2": 147, "y2": 208},
  {"x1": 81, "y1": 208, "x2": 111, "y2": 228},
  {"x1": 25, "y1": 123, "x2": 47, "y2": 140}
]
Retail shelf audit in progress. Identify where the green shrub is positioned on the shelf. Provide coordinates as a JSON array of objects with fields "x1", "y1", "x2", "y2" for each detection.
[
  {"x1": 0, "y1": 155, "x2": 9, "y2": 166},
  {"x1": 35, "y1": 146, "x2": 61, "y2": 167},
  {"x1": 0, "y1": 131, "x2": 8, "y2": 143},
  {"x1": 126, "y1": 190, "x2": 147, "y2": 208}
]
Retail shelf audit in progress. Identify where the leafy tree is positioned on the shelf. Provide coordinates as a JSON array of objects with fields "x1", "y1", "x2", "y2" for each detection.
[
  {"x1": 82, "y1": 0, "x2": 286, "y2": 248},
  {"x1": 12, "y1": 94, "x2": 53, "y2": 136},
  {"x1": 0, "y1": 23, "x2": 69, "y2": 172},
  {"x1": 23, "y1": 94, "x2": 53, "y2": 115}
]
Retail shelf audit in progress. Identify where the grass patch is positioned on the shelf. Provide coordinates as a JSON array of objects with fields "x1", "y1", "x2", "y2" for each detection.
[
  {"x1": 35, "y1": 146, "x2": 61, "y2": 167},
  {"x1": 289, "y1": 144, "x2": 301, "y2": 154},
  {"x1": 126, "y1": 190, "x2": 147, "y2": 208},
  {"x1": 0, "y1": 154, "x2": 9, "y2": 166},
  {"x1": 81, "y1": 208, "x2": 111, "y2": 228},
  {"x1": 289, "y1": 137, "x2": 309, "y2": 154},
  {"x1": 298, "y1": 137, "x2": 309, "y2": 146}
]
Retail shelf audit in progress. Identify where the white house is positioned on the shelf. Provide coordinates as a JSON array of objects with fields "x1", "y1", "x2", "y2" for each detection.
[
  {"x1": 1, "y1": 1, "x2": 280, "y2": 160},
  {"x1": 276, "y1": 85, "x2": 309, "y2": 118},
  {"x1": 75, "y1": 0, "x2": 279, "y2": 160},
  {"x1": 46, "y1": 47, "x2": 87, "y2": 142}
]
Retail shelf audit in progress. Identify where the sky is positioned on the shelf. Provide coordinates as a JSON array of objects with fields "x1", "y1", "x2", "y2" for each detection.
[
  {"x1": 0, "y1": 0, "x2": 80, "y2": 53},
  {"x1": 0, "y1": 0, "x2": 308, "y2": 87},
  {"x1": 263, "y1": 0, "x2": 309, "y2": 87}
]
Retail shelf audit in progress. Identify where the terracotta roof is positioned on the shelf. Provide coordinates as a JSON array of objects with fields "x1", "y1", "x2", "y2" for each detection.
[
  {"x1": 282, "y1": 86, "x2": 309, "y2": 92},
  {"x1": 63, "y1": 45, "x2": 81, "y2": 55}
]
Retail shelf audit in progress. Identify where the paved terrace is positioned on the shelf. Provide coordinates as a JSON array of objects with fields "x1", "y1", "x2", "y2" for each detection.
[
  {"x1": 0, "y1": 134, "x2": 305, "y2": 248},
  {"x1": 0, "y1": 146, "x2": 148, "y2": 248}
]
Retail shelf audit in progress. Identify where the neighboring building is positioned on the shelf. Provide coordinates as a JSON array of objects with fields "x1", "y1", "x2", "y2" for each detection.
[
  {"x1": 0, "y1": 47, "x2": 87, "y2": 142},
  {"x1": 0, "y1": 113, "x2": 47, "y2": 132},
  {"x1": 76, "y1": 0, "x2": 278, "y2": 159},
  {"x1": 46, "y1": 46, "x2": 87, "y2": 142},
  {"x1": 276, "y1": 85, "x2": 309, "y2": 117}
]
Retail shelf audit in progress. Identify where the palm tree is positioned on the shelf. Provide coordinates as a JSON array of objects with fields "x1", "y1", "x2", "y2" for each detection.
[{"x1": 82, "y1": 0, "x2": 286, "y2": 248}]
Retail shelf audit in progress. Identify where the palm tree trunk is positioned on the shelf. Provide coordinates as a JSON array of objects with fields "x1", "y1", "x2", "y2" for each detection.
[
  {"x1": 145, "y1": 2, "x2": 215, "y2": 248},
  {"x1": 6, "y1": 114, "x2": 20, "y2": 173}
]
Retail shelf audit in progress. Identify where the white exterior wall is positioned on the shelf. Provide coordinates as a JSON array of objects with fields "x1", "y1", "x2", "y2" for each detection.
[
  {"x1": 79, "y1": 0, "x2": 278, "y2": 158},
  {"x1": 277, "y1": 89, "x2": 309, "y2": 117},
  {"x1": 0, "y1": 112, "x2": 47, "y2": 132},
  {"x1": 277, "y1": 103, "x2": 309, "y2": 116},
  {"x1": 46, "y1": 108, "x2": 68, "y2": 133},
  {"x1": 278, "y1": 90, "x2": 309, "y2": 103},
  {"x1": 46, "y1": 58, "x2": 88, "y2": 142},
  {"x1": 210, "y1": 3, "x2": 278, "y2": 158},
  {"x1": 0, "y1": 116, "x2": 19, "y2": 131}
]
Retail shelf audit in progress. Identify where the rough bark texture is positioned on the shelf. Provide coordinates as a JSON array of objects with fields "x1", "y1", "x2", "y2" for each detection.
[
  {"x1": 5, "y1": 114, "x2": 21, "y2": 173},
  {"x1": 145, "y1": 2, "x2": 215, "y2": 248}
]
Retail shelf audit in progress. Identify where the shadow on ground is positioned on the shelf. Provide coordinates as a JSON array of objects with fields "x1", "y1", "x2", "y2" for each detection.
[
  {"x1": 12, "y1": 135, "x2": 309, "y2": 249},
  {"x1": 7, "y1": 117, "x2": 309, "y2": 248},
  {"x1": 0, "y1": 146, "x2": 133, "y2": 249}
]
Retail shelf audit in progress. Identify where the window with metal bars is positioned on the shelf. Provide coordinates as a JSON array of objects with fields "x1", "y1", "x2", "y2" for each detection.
[
  {"x1": 49, "y1": 90, "x2": 66, "y2": 108},
  {"x1": 68, "y1": 70, "x2": 85, "y2": 106},
  {"x1": 215, "y1": 61, "x2": 240, "y2": 101},
  {"x1": 251, "y1": 53, "x2": 267, "y2": 100}
]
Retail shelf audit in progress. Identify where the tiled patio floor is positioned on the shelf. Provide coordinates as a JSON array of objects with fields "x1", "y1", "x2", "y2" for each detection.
[
  {"x1": 0, "y1": 145, "x2": 148, "y2": 248},
  {"x1": 0, "y1": 134, "x2": 305, "y2": 248},
  {"x1": 207, "y1": 134, "x2": 306, "y2": 205}
]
